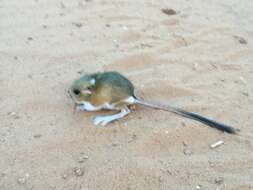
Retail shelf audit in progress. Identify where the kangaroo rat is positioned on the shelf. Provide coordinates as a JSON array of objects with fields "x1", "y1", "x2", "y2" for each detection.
[{"x1": 68, "y1": 71, "x2": 238, "y2": 134}]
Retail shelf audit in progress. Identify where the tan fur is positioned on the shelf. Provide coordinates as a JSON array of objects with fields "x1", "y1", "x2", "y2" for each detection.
[{"x1": 90, "y1": 84, "x2": 112, "y2": 106}]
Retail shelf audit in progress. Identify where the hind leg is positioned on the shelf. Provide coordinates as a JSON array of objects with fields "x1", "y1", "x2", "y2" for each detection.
[{"x1": 93, "y1": 107, "x2": 130, "y2": 126}]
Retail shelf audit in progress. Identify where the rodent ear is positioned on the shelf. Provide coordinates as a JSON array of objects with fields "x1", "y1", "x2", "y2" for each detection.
[
  {"x1": 81, "y1": 78, "x2": 96, "y2": 95},
  {"x1": 90, "y1": 78, "x2": 96, "y2": 86}
]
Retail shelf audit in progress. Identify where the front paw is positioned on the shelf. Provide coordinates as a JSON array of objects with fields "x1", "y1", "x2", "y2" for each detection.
[{"x1": 75, "y1": 104, "x2": 86, "y2": 111}]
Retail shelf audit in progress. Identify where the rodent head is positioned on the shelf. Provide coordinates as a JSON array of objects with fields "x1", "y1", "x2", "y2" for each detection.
[{"x1": 69, "y1": 74, "x2": 97, "y2": 104}]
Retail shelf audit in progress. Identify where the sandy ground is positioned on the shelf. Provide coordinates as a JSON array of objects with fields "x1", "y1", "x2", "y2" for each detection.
[{"x1": 1, "y1": 0, "x2": 253, "y2": 189}]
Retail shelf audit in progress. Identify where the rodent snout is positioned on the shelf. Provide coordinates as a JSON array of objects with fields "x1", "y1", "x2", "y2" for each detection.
[{"x1": 67, "y1": 89, "x2": 73, "y2": 99}]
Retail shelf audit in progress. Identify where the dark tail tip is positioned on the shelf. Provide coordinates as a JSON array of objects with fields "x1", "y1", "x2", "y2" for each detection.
[
  {"x1": 178, "y1": 109, "x2": 239, "y2": 134},
  {"x1": 217, "y1": 124, "x2": 240, "y2": 134}
]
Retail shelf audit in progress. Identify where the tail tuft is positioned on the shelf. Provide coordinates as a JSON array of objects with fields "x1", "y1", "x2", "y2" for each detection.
[{"x1": 177, "y1": 109, "x2": 239, "y2": 134}]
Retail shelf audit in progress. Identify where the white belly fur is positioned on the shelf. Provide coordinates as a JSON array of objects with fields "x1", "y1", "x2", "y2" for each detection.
[
  {"x1": 79, "y1": 101, "x2": 116, "y2": 111},
  {"x1": 80, "y1": 96, "x2": 136, "y2": 111},
  {"x1": 80, "y1": 101, "x2": 103, "y2": 111}
]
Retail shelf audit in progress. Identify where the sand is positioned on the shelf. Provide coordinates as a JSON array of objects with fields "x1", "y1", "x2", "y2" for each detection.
[{"x1": 0, "y1": 0, "x2": 253, "y2": 189}]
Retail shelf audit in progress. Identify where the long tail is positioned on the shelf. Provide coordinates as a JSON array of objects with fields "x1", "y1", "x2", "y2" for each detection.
[{"x1": 134, "y1": 99, "x2": 239, "y2": 134}]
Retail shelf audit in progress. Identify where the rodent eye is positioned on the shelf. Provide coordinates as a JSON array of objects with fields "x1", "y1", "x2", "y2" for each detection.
[
  {"x1": 73, "y1": 89, "x2": 80, "y2": 95},
  {"x1": 87, "y1": 86, "x2": 93, "y2": 90}
]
